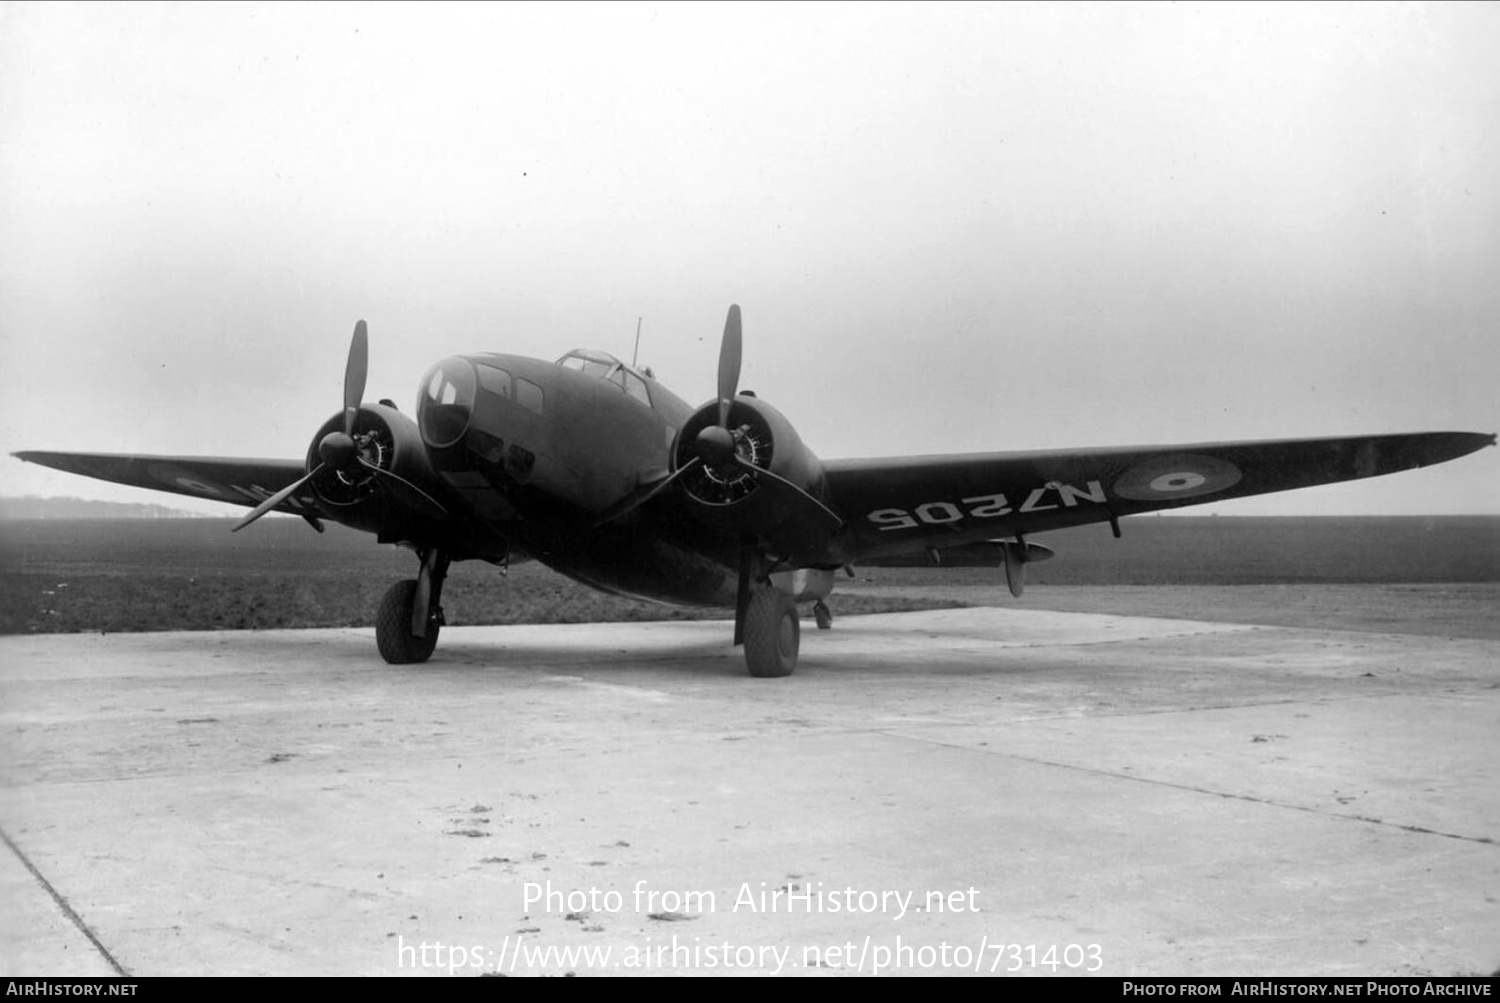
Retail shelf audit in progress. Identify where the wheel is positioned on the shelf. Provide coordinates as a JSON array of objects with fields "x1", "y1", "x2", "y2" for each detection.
[
  {"x1": 743, "y1": 586, "x2": 798, "y2": 678},
  {"x1": 813, "y1": 600, "x2": 832, "y2": 630},
  {"x1": 376, "y1": 579, "x2": 439, "y2": 664}
]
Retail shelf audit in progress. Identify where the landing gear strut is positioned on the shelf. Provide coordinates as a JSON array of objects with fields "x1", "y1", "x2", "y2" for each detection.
[{"x1": 376, "y1": 549, "x2": 449, "y2": 664}]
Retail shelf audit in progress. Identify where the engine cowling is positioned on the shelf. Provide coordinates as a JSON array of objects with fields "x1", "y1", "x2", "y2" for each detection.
[
  {"x1": 302, "y1": 403, "x2": 447, "y2": 535},
  {"x1": 675, "y1": 397, "x2": 821, "y2": 505},
  {"x1": 672, "y1": 396, "x2": 838, "y2": 560}
]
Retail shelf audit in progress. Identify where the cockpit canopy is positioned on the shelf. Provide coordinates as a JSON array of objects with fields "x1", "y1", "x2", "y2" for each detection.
[{"x1": 557, "y1": 349, "x2": 652, "y2": 407}]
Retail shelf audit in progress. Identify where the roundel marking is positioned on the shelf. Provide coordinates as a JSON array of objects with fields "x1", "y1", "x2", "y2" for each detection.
[
  {"x1": 1149, "y1": 471, "x2": 1206, "y2": 492},
  {"x1": 1114, "y1": 454, "x2": 1242, "y2": 502},
  {"x1": 144, "y1": 462, "x2": 238, "y2": 500}
]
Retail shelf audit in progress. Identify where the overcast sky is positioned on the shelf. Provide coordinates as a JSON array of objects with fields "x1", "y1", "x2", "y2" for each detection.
[{"x1": 1, "y1": 1, "x2": 1495, "y2": 516}]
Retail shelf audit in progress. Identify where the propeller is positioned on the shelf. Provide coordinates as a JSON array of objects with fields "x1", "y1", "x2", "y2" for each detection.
[
  {"x1": 231, "y1": 464, "x2": 323, "y2": 532},
  {"x1": 306, "y1": 318, "x2": 369, "y2": 478},
  {"x1": 233, "y1": 321, "x2": 445, "y2": 532},
  {"x1": 1001, "y1": 538, "x2": 1027, "y2": 598},
  {"x1": 697, "y1": 304, "x2": 747, "y2": 468},
  {"x1": 725, "y1": 454, "x2": 843, "y2": 530},
  {"x1": 593, "y1": 461, "x2": 695, "y2": 526},
  {"x1": 598, "y1": 304, "x2": 843, "y2": 533},
  {"x1": 716, "y1": 304, "x2": 742, "y2": 429},
  {"x1": 1000, "y1": 538, "x2": 1055, "y2": 597},
  {"x1": 343, "y1": 320, "x2": 368, "y2": 437}
]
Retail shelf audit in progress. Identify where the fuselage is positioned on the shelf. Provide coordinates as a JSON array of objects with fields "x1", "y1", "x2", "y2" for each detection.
[{"x1": 416, "y1": 349, "x2": 746, "y2": 607}]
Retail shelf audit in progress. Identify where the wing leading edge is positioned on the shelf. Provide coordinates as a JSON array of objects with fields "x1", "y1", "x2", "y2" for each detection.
[
  {"x1": 822, "y1": 431, "x2": 1495, "y2": 564},
  {"x1": 13, "y1": 451, "x2": 316, "y2": 516}
]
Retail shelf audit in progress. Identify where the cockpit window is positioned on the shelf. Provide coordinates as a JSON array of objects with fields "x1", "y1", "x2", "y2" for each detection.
[
  {"x1": 516, "y1": 377, "x2": 544, "y2": 414},
  {"x1": 557, "y1": 349, "x2": 652, "y2": 407},
  {"x1": 476, "y1": 362, "x2": 512, "y2": 398},
  {"x1": 623, "y1": 370, "x2": 651, "y2": 406},
  {"x1": 559, "y1": 349, "x2": 619, "y2": 378}
]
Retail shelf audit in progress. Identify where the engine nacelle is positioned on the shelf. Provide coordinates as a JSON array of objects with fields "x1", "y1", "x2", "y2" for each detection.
[
  {"x1": 675, "y1": 397, "x2": 821, "y2": 505},
  {"x1": 302, "y1": 403, "x2": 448, "y2": 536},
  {"x1": 673, "y1": 397, "x2": 836, "y2": 560}
]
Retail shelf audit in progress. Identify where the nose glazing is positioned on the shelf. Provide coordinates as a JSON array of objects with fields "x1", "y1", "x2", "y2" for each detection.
[{"x1": 417, "y1": 358, "x2": 477, "y2": 449}]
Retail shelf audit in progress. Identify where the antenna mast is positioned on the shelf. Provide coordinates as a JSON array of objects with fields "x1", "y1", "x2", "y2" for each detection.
[{"x1": 631, "y1": 317, "x2": 642, "y2": 368}]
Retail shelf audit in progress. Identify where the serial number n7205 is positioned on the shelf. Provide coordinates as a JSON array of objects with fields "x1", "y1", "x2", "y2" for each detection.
[{"x1": 865, "y1": 480, "x2": 1106, "y2": 531}]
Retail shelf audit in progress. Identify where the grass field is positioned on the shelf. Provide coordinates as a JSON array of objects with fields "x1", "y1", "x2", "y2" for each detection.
[
  {"x1": 1, "y1": 515, "x2": 1495, "y2": 638},
  {"x1": 0, "y1": 517, "x2": 963, "y2": 635}
]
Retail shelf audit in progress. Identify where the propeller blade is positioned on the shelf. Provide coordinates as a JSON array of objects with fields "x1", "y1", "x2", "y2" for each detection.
[
  {"x1": 729, "y1": 455, "x2": 845, "y2": 531},
  {"x1": 717, "y1": 304, "x2": 742, "y2": 429},
  {"x1": 232, "y1": 465, "x2": 322, "y2": 532},
  {"x1": 1002, "y1": 540, "x2": 1027, "y2": 598},
  {"x1": 595, "y1": 457, "x2": 703, "y2": 526},
  {"x1": 358, "y1": 458, "x2": 449, "y2": 519},
  {"x1": 343, "y1": 320, "x2": 369, "y2": 437}
]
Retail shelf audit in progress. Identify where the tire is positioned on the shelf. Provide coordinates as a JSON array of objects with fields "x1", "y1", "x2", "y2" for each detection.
[
  {"x1": 376, "y1": 579, "x2": 439, "y2": 664},
  {"x1": 743, "y1": 586, "x2": 798, "y2": 678}
]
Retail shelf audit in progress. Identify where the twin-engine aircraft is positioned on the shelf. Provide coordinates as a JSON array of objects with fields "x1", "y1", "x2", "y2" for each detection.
[{"x1": 16, "y1": 306, "x2": 1494, "y2": 676}]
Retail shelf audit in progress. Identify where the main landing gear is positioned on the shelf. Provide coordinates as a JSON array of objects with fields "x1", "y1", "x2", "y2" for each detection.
[
  {"x1": 376, "y1": 548, "x2": 449, "y2": 664},
  {"x1": 731, "y1": 549, "x2": 839, "y2": 677},
  {"x1": 737, "y1": 591, "x2": 832, "y2": 676},
  {"x1": 741, "y1": 582, "x2": 799, "y2": 678}
]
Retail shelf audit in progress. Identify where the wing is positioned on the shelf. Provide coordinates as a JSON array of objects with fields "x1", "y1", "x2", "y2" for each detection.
[
  {"x1": 13, "y1": 451, "x2": 319, "y2": 516},
  {"x1": 823, "y1": 431, "x2": 1495, "y2": 564}
]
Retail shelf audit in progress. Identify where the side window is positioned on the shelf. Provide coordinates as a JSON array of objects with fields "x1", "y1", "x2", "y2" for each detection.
[
  {"x1": 623, "y1": 371, "x2": 651, "y2": 407},
  {"x1": 516, "y1": 378, "x2": 544, "y2": 414},
  {"x1": 476, "y1": 364, "x2": 512, "y2": 398}
]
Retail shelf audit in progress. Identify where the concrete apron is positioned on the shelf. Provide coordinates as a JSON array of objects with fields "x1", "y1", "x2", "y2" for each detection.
[{"x1": 1, "y1": 607, "x2": 1496, "y2": 977}]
